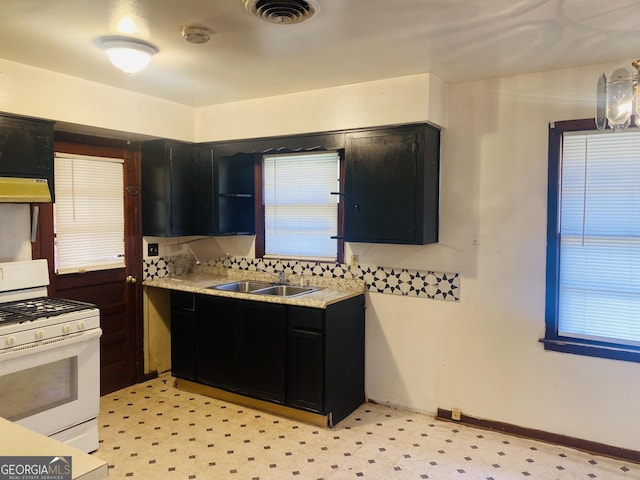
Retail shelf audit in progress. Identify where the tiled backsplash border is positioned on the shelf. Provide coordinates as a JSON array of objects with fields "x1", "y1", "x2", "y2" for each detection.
[{"x1": 143, "y1": 256, "x2": 460, "y2": 302}]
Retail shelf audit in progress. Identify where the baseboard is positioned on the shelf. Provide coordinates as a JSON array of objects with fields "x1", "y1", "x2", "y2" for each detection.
[
  {"x1": 139, "y1": 370, "x2": 159, "y2": 382},
  {"x1": 174, "y1": 378, "x2": 331, "y2": 427},
  {"x1": 437, "y1": 408, "x2": 640, "y2": 465}
]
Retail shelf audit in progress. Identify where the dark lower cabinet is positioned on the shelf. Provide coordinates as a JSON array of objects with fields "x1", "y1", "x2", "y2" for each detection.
[
  {"x1": 241, "y1": 301, "x2": 286, "y2": 403},
  {"x1": 170, "y1": 292, "x2": 365, "y2": 425},
  {"x1": 170, "y1": 291, "x2": 196, "y2": 381},
  {"x1": 288, "y1": 296, "x2": 366, "y2": 423},
  {"x1": 287, "y1": 308, "x2": 325, "y2": 412},
  {"x1": 194, "y1": 295, "x2": 241, "y2": 391}
]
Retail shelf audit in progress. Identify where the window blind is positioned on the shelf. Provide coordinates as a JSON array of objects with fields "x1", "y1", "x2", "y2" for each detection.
[
  {"x1": 54, "y1": 153, "x2": 125, "y2": 274},
  {"x1": 559, "y1": 131, "x2": 640, "y2": 346},
  {"x1": 263, "y1": 151, "x2": 339, "y2": 260}
]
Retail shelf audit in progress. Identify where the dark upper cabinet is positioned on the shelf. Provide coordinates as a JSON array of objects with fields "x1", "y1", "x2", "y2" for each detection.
[
  {"x1": 194, "y1": 143, "x2": 217, "y2": 235},
  {"x1": 344, "y1": 123, "x2": 440, "y2": 245},
  {"x1": 0, "y1": 113, "x2": 55, "y2": 201},
  {"x1": 216, "y1": 152, "x2": 255, "y2": 235},
  {"x1": 141, "y1": 140, "x2": 196, "y2": 236}
]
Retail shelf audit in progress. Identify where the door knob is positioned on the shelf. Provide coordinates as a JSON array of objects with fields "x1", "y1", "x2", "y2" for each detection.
[{"x1": 126, "y1": 275, "x2": 138, "y2": 284}]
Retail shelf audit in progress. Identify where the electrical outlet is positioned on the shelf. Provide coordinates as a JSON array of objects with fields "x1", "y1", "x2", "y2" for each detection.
[
  {"x1": 451, "y1": 409, "x2": 462, "y2": 421},
  {"x1": 350, "y1": 254, "x2": 359, "y2": 269},
  {"x1": 148, "y1": 243, "x2": 159, "y2": 257}
]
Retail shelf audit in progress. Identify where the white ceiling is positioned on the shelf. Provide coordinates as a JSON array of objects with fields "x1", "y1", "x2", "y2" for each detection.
[{"x1": 1, "y1": 0, "x2": 640, "y2": 107}]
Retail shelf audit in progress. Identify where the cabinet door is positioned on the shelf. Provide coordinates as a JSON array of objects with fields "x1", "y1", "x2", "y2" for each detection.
[
  {"x1": 169, "y1": 143, "x2": 197, "y2": 235},
  {"x1": 141, "y1": 140, "x2": 196, "y2": 236},
  {"x1": 345, "y1": 128, "x2": 418, "y2": 243},
  {"x1": 194, "y1": 144, "x2": 217, "y2": 235},
  {"x1": 240, "y1": 301, "x2": 286, "y2": 403},
  {"x1": 217, "y1": 152, "x2": 256, "y2": 235},
  {"x1": 195, "y1": 296, "x2": 241, "y2": 391},
  {"x1": 170, "y1": 292, "x2": 195, "y2": 381},
  {"x1": 287, "y1": 331, "x2": 324, "y2": 413}
]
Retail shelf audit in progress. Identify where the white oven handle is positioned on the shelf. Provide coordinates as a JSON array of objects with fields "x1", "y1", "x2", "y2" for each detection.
[{"x1": 0, "y1": 328, "x2": 102, "y2": 361}]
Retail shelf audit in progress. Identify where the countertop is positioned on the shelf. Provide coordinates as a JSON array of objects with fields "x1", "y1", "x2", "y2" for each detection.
[
  {"x1": 143, "y1": 268, "x2": 365, "y2": 308},
  {"x1": 0, "y1": 418, "x2": 108, "y2": 480}
]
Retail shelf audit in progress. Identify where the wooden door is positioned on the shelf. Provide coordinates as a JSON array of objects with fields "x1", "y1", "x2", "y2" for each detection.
[{"x1": 32, "y1": 133, "x2": 143, "y2": 396}]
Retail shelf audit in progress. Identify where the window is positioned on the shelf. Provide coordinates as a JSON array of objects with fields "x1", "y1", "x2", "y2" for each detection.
[
  {"x1": 54, "y1": 153, "x2": 125, "y2": 274},
  {"x1": 262, "y1": 150, "x2": 342, "y2": 262},
  {"x1": 543, "y1": 119, "x2": 640, "y2": 362}
]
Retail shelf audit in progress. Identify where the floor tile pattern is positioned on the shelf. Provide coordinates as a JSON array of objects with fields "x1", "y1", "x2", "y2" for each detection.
[{"x1": 94, "y1": 376, "x2": 636, "y2": 479}]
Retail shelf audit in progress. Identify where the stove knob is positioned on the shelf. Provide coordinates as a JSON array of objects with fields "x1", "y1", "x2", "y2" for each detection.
[
  {"x1": 5, "y1": 336, "x2": 15, "y2": 346},
  {"x1": 77, "y1": 321, "x2": 85, "y2": 330},
  {"x1": 63, "y1": 324, "x2": 71, "y2": 334},
  {"x1": 35, "y1": 330, "x2": 44, "y2": 340}
]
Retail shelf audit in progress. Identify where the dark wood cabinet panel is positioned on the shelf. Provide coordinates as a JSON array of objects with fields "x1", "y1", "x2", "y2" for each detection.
[
  {"x1": 141, "y1": 140, "x2": 196, "y2": 236},
  {"x1": 241, "y1": 301, "x2": 286, "y2": 403},
  {"x1": 287, "y1": 307, "x2": 325, "y2": 412},
  {"x1": 194, "y1": 144, "x2": 216, "y2": 235},
  {"x1": 287, "y1": 297, "x2": 365, "y2": 423},
  {"x1": 0, "y1": 113, "x2": 55, "y2": 201},
  {"x1": 345, "y1": 124, "x2": 440, "y2": 244},
  {"x1": 170, "y1": 291, "x2": 196, "y2": 381},
  {"x1": 194, "y1": 295, "x2": 242, "y2": 390},
  {"x1": 169, "y1": 292, "x2": 365, "y2": 425},
  {"x1": 217, "y1": 152, "x2": 255, "y2": 235}
]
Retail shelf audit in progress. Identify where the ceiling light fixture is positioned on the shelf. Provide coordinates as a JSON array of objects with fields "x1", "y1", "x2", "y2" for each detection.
[
  {"x1": 596, "y1": 60, "x2": 640, "y2": 131},
  {"x1": 99, "y1": 36, "x2": 158, "y2": 74}
]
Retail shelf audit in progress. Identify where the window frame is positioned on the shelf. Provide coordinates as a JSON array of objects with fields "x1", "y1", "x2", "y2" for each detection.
[
  {"x1": 542, "y1": 118, "x2": 640, "y2": 363},
  {"x1": 255, "y1": 148, "x2": 345, "y2": 264}
]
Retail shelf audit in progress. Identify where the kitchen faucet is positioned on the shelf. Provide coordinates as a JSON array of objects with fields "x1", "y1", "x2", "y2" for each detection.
[{"x1": 261, "y1": 268, "x2": 286, "y2": 284}]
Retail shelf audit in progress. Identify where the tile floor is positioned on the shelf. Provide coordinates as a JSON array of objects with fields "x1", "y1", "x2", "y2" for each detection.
[{"x1": 93, "y1": 376, "x2": 637, "y2": 479}]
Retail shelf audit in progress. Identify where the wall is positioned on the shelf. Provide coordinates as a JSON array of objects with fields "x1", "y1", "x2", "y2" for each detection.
[
  {"x1": 193, "y1": 63, "x2": 640, "y2": 452},
  {"x1": 0, "y1": 204, "x2": 32, "y2": 261},
  {"x1": 0, "y1": 59, "x2": 194, "y2": 141},
  {"x1": 194, "y1": 73, "x2": 447, "y2": 141}
]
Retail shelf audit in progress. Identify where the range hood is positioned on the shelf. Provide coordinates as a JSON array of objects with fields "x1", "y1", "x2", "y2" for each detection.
[{"x1": 0, "y1": 177, "x2": 52, "y2": 203}]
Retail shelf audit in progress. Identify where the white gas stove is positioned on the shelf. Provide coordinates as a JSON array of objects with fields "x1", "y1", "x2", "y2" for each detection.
[{"x1": 0, "y1": 259, "x2": 102, "y2": 453}]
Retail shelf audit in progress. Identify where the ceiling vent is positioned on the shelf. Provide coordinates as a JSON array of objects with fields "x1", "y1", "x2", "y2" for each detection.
[{"x1": 242, "y1": 0, "x2": 319, "y2": 25}]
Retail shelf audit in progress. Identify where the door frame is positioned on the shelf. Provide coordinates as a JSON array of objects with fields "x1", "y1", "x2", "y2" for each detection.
[{"x1": 31, "y1": 131, "x2": 145, "y2": 387}]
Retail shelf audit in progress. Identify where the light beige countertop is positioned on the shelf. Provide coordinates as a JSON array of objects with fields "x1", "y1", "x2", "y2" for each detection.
[
  {"x1": 0, "y1": 418, "x2": 108, "y2": 480},
  {"x1": 143, "y1": 268, "x2": 365, "y2": 308}
]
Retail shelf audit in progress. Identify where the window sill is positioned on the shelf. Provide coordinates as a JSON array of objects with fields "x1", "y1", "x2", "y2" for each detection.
[{"x1": 540, "y1": 337, "x2": 640, "y2": 363}]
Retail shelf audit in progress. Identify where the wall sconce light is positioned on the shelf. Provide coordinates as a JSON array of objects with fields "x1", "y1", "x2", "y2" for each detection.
[
  {"x1": 99, "y1": 36, "x2": 158, "y2": 74},
  {"x1": 596, "y1": 61, "x2": 640, "y2": 131}
]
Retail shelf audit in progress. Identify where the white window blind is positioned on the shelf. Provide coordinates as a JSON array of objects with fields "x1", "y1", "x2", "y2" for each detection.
[
  {"x1": 264, "y1": 151, "x2": 339, "y2": 261},
  {"x1": 54, "y1": 153, "x2": 125, "y2": 274},
  {"x1": 559, "y1": 131, "x2": 640, "y2": 346}
]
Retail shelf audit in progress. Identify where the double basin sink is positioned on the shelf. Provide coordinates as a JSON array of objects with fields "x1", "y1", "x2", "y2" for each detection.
[{"x1": 210, "y1": 280, "x2": 320, "y2": 298}]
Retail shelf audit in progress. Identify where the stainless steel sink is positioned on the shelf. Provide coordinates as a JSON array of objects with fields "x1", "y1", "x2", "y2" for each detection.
[
  {"x1": 252, "y1": 285, "x2": 318, "y2": 297},
  {"x1": 211, "y1": 280, "x2": 273, "y2": 293},
  {"x1": 210, "y1": 281, "x2": 319, "y2": 297}
]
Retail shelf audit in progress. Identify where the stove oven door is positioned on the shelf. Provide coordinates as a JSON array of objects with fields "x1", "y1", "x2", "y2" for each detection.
[{"x1": 0, "y1": 329, "x2": 101, "y2": 452}]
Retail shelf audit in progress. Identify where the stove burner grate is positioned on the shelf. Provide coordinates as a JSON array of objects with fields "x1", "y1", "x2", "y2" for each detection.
[{"x1": 0, "y1": 297, "x2": 96, "y2": 322}]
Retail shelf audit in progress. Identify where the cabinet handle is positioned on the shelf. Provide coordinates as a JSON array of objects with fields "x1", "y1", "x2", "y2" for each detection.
[{"x1": 354, "y1": 204, "x2": 360, "y2": 214}]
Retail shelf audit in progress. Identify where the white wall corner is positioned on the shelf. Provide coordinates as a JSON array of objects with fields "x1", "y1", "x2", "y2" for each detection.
[{"x1": 426, "y1": 73, "x2": 448, "y2": 128}]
